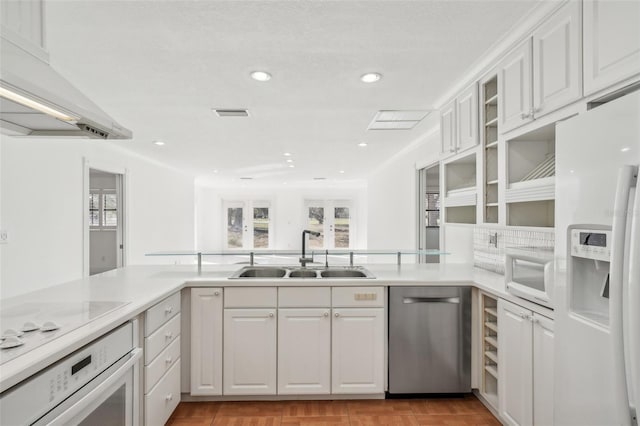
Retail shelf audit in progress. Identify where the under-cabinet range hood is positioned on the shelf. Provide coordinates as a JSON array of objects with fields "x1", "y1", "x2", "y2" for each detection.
[{"x1": 0, "y1": 37, "x2": 132, "y2": 139}]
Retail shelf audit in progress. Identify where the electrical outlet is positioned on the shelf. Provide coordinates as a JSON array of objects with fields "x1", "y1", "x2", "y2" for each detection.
[
  {"x1": 488, "y1": 232, "x2": 498, "y2": 248},
  {"x1": 0, "y1": 230, "x2": 8, "y2": 244}
]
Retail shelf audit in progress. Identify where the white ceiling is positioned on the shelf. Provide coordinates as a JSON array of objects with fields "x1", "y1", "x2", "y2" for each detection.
[{"x1": 45, "y1": 0, "x2": 541, "y2": 186}]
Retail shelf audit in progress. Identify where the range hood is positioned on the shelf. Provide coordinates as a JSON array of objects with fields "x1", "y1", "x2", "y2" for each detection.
[{"x1": 0, "y1": 36, "x2": 132, "y2": 139}]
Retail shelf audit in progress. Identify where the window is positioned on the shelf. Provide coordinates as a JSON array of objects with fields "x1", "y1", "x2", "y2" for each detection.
[
  {"x1": 89, "y1": 190, "x2": 118, "y2": 230},
  {"x1": 305, "y1": 200, "x2": 353, "y2": 249},
  {"x1": 425, "y1": 192, "x2": 440, "y2": 227},
  {"x1": 223, "y1": 200, "x2": 272, "y2": 249}
]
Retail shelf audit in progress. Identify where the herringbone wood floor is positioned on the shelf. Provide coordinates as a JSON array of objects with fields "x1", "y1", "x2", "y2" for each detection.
[{"x1": 166, "y1": 395, "x2": 501, "y2": 425}]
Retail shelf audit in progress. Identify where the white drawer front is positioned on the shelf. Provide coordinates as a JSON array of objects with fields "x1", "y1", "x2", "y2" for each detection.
[
  {"x1": 145, "y1": 292, "x2": 181, "y2": 336},
  {"x1": 145, "y1": 313, "x2": 180, "y2": 364},
  {"x1": 278, "y1": 287, "x2": 331, "y2": 308},
  {"x1": 145, "y1": 359, "x2": 180, "y2": 426},
  {"x1": 224, "y1": 287, "x2": 277, "y2": 308},
  {"x1": 332, "y1": 287, "x2": 385, "y2": 307},
  {"x1": 145, "y1": 336, "x2": 180, "y2": 394}
]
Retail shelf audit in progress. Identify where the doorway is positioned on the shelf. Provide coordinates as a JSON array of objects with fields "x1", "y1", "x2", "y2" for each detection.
[
  {"x1": 88, "y1": 169, "x2": 124, "y2": 275},
  {"x1": 417, "y1": 164, "x2": 440, "y2": 263}
]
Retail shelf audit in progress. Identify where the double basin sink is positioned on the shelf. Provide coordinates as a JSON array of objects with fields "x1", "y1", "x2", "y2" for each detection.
[{"x1": 229, "y1": 266, "x2": 375, "y2": 279}]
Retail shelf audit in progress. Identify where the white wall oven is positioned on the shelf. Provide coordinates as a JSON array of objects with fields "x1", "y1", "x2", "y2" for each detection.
[
  {"x1": 505, "y1": 247, "x2": 554, "y2": 308},
  {"x1": 0, "y1": 322, "x2": 141, "y2": 425}
]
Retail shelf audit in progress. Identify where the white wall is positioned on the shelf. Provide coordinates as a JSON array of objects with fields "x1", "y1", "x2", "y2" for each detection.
[
  {"x1": 0, "y1": 137, "x2": 195, "y2": 299},
  {"x1": 195, "y1": 184, "x2": 367, "y2": 252},
  {"x1": 367, "y1": 126, "x2": 441, "y2": 253}
]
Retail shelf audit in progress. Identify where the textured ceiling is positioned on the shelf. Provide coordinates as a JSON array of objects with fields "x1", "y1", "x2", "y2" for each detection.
[{"x1": 45, "y1": 0, "x2": 540, "y2": 186}]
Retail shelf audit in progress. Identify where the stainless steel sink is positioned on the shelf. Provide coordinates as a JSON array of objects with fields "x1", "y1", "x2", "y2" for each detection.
[
  {"x1": 229, "y1": 266, "x2": 374, "y2": 279},
  {"x1": 288, "y1": 269, "x2": 319, "y2": 278},
  {"x1": 235, "y1": 267, "x2": 287, "y2": 278},
  {"x1": 320, "y1": 269, "x2": 368, "y2": 278}
]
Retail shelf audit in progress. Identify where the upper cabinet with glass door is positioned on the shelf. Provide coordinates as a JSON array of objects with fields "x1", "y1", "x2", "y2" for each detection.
[
  {"x1": 224, "y1": 201, "x2": 272, "y2": 250},
  {"x1": 305, "y1": 200, "x2": 353, "y2": 250}
]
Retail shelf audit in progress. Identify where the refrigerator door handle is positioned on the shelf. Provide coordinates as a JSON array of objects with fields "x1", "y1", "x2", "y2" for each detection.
[
  {"x1": 627, "y1": 167, "x2": 640, "y2": 423},
  {"x1": 610, "y1": 165, "x2": 637, "y2": 425}
]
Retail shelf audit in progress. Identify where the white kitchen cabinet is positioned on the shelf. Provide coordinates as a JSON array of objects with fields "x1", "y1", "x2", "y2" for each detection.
[
  {"x1": 583, "y1": 0, "x2": 640, "y2": 95},
  {"x1": 223, "y1": 308, "x2": 277, "y2": 395},
  {"x1": 499, "y1": 39, "x2": 533, "y2": 133},
  {"x1": 331, "y1": 307, "x2": 384, "y2": 394},
  {"x1": 500, "y1": 2, "x2": 582, "y2": 133},
  {"x1": 498, "y1": 299, "x2": 554, "y2": 426},
  {"x1": 190, "y1": 288, "x2": 223, "y2": 396},
  {"x1": 441, "y1": 85, "x2": 479, "y2": 157},
  {"x1": 532, "y1": 313, "x2": 555, "y2": 426},
  {"x1": 532, "y1": 0, "x2": 582, "y2": 117},
  {"x1": 440, "y1": 100, "x2": 457, "y2": 155},
  {"x1": 143, "y1": 291, "x2": 181, "y2": 425},
  {"x1": 278, "y1": 308, "x2": 331, "y2": 395}
]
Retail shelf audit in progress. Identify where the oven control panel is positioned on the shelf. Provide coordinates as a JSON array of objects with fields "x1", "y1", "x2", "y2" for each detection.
[{"x1": 570, "y1": 228, "x2": 611, "y2": 261}]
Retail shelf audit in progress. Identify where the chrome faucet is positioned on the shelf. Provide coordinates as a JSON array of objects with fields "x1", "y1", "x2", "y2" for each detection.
[{"x1": 300, "y1": 230, "x2": 321, "y2": 267}]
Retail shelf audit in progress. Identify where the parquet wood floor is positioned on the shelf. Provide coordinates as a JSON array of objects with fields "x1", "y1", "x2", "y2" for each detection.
[{"x1": 166, "y1": 395, "x2": 501, "y2": 426}]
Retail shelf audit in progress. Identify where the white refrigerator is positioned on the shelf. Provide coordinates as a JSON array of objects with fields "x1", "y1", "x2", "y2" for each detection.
[{"x1": 554, "y1": 90, "x2": 640, "y2": 425}]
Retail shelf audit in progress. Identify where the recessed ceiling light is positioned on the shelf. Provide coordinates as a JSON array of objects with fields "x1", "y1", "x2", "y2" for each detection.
[
  {"x1": 283, "y1": 152, "x2": 292, "y2": 156},
  {"x1": 360, "y1": 72, "x2": 382, "y2": 83},
  {"x1": 288, "y1": 164, "x2": 295, "y2": 168},
  {"x1": 339, "y1": 170, "x2": 345, "y2": 174},
  {"x1": 358, "y1": 142, "x2": 368, "y2": 147},
  {"x1": 621, "y1": 147, "x2": 630, "y2": 152},
  {"x1": 250, "y1": 71, "x2": 271, "y2": 82},
  {"x1": 153, "y1": 140, "x2": 165, "y2": 146},
  {"x1": 286, "y1": 159, "x2": 293, "y2": 163},
  {"x1": 213, "y1": 170, "x2": 219, "y2": 173}
]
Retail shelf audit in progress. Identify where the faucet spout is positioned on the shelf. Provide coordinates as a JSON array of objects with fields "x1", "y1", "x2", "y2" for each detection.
[{"x1": 300, "y1": 229, "x2": 321, "y2": 267}]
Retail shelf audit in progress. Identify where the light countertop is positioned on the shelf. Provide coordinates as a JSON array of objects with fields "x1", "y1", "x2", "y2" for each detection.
[{"x1": 0, "y1": 262, "x2": 551, "y2": 392}]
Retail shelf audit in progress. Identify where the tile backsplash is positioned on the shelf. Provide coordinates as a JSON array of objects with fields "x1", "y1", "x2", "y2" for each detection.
[{"x1": 473, "y1": 226, "x2": 555, "y2": 274}]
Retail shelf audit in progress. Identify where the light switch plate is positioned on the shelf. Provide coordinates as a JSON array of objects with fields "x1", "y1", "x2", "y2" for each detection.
[{"x1": 0, "y1": 230, "x2": 8, "y2": 244}]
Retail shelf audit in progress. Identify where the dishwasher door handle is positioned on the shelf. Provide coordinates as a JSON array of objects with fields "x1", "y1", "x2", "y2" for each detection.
[{"x1": 403, "y1": 297, "x2": 460, "y2": 304}]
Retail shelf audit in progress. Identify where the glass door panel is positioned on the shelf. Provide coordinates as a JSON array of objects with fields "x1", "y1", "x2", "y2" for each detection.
[
  {"x1": 253, "y1": 207, "x2": 270, "y2": 249},
  {"x1": 226, "y1": 206, "x2": 244, "y2": 248},
  {"x1": 334, "y1": 207, "x2": 350, "y2": 248},
  {"x1": 307, "y1": 207, "x2": 324, "y2": 249}
]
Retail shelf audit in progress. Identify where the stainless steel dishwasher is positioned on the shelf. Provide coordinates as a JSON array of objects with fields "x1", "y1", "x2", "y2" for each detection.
[{"x1": 388, "y1": 286, "x2": 471, "y2": 394}]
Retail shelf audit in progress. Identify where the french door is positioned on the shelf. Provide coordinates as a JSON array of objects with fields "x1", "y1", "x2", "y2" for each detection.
[
  {"x1": 304, "y1": 200, "x2": 353, "y2": 249},
  {"x1": 223, "y1": 200, "x2": 272, "y2": 249}
]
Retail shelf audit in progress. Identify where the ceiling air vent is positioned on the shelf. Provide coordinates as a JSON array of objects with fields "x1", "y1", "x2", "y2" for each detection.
[
  {"x1": 367, "y1": 110, "x2": 431, "y2": 130},
  {"x1": 214, "y1": 109, "x2": 249, "y2": 117},
  {"x1": 239, "y1": 177, "x2": 253, "y2": 180}
]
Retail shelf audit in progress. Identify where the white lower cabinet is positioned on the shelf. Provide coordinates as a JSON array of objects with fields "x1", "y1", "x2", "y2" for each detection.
[
  {"x1": 498, "y1": 299, "x2": 554, "y2": 426},
  {"x1": 145, "y1": 360, "x2": 181, "y2": 426},
  {"x1": 331, "y1": 307, "x2": 385, "y2": 394},
  {"x1": 223, "y1": 308, "x2": 277, "y2": 395},
  {"x1": 278, "y1": 308, "x2": 331, "y2": 395},
  {"x1": 190, "y1": 288, "x2": 223, "y2": 396}
]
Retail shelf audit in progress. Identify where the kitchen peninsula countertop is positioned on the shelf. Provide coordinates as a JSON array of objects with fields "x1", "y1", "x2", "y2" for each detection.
[{"x1": 0, "y1": 262, "x2": 550, "y2": 392}]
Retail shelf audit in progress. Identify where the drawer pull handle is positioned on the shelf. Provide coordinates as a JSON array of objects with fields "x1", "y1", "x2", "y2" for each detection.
[
  {"x1": 334, "y1": 312, "x2": 340, "y2": 317},
  {"x1": 214, "y1": 291, "x2": 220, "y2": 296},
  {"x1": 165, "y1": 306, "x2": 173, "y2": 314},
  {"x1": 269, "y1": 312, "x2": 274, "y2": 318},
  {"x1": 165, "y1": 393, "x2": 173, "y2": 402},
  {"x1": 165, "y1": 332, "x2": 173, "y2": 339},
  {"x1": 165, "y1": 357, "x2": 172, "y2": 364},
  {"x1": 323, "y1": 312, "x2": 329, "y2": 317}
]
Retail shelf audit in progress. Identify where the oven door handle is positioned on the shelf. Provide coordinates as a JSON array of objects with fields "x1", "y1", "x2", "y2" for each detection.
[{"x1": 47, "y1": 348, "x2": 142, "y2": 426}]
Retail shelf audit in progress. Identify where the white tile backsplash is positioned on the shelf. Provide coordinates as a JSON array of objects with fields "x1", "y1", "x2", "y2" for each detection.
[{"x1": 473, "y1": 226, "x2": 554, "y2": 274}]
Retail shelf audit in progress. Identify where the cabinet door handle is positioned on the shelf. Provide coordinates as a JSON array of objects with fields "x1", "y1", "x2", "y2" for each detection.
[
  {"x1": 269, "y1": 312, "x2": 274, "y2": 318},
  {"x1": 165, "y1": 306, "x2": 173, "y2": 314},
  {"x1": 214, "y1": 291, "x2": 220, "y2": 296},
  {"x1": 520, "y1": 112, "x2": 530, "y2": 119},
  {"x1": 165, "y1": 393, "x2": 173, "y2": 402},
  {"x1": 165, "y1": 357, "x2": 172, "y2": 364},
  {"x1": 334, "y1": 312, "x2": 340, "y2": 317},
  {"x1": 520, "y1": 313, "x2": 528, "y2": 319},
  {"x1": 165, "y1": 331, "x2": 173, "y2": 339},
  {"x1": 323, "y1": 312, "x2": 329, "y2": 317}
]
